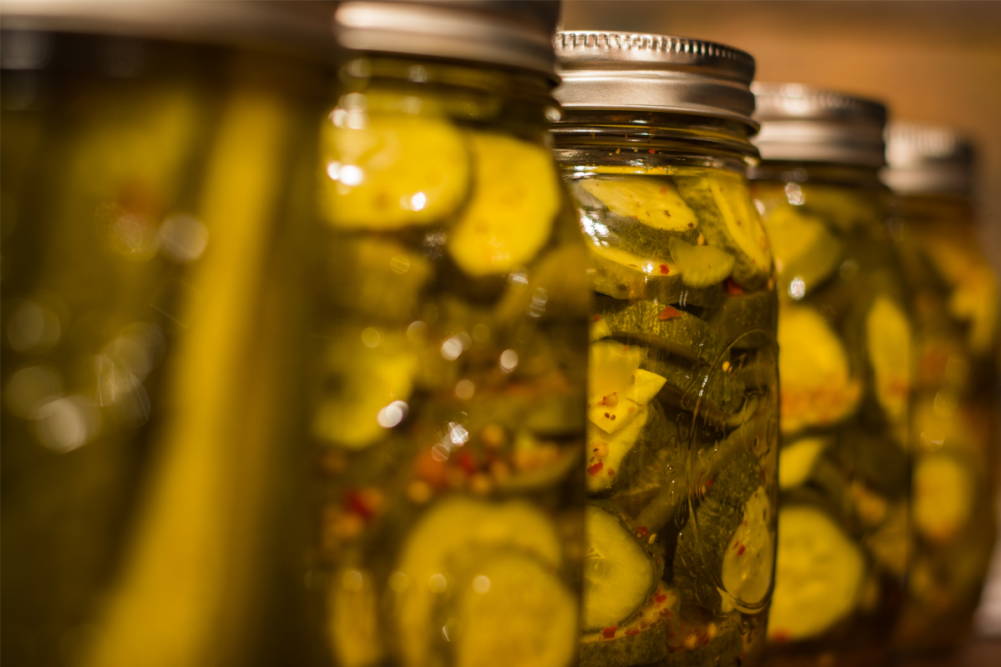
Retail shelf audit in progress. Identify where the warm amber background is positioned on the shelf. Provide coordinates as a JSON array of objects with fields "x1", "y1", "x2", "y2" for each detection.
[{"x1": 561, "y1": 0, "x2": 1001, "y2": 273}]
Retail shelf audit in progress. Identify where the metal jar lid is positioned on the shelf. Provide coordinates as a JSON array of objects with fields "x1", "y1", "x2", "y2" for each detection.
[
  {"x1": 882, "y1": 122, "x2": 974, "y2": 197},
  {"x1": 335, "y1": 1, "x2": 561, "y2": 80},
  {"x1": 552, "y1": 31, "x2": 758, "y2": 131},
  {"x1": 751, "y1": 83, "x2": 888, "y2": 167},
  {"x1": 0, "y1": 0, "x2": 341, "y2": 64}
]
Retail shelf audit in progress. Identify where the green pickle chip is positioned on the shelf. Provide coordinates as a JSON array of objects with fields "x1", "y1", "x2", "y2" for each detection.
[
  {"x1": 447, "y1": 132, "x2": 559, "y2": 276},
  {"x1": 321, "y1": 114, "x2": 471, "y2": 228},
  {"x1": 762, "y1": 203, "x2": 844, "y2": 298},
  {"x1": 667, "y1": 237, "x2": 735, "y2": 288},
  {"x1": 579, "y1": 176, "x2": 699, "y2": 232}
]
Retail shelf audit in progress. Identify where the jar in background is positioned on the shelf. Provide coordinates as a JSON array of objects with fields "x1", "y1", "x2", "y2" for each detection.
[
  {"x1": 553, "y1": 32, "x2": 779, "y2": 667},
  {"x1": 309, "y1": 3, "x2": 589, "y2": 666},
  {"x1": 883, "y1": 122, "x2": 1000, "y2": 652},
  {"x1": 0, "y1": 2, "x2": 337, "y2": 665},
  {"x1": 750, "y1": 84, "x2": 913, "y2": 666}
]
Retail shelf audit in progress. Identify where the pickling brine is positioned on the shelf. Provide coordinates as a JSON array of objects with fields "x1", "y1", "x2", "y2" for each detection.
[
  {"x1": 554, "y1": 32, "x2": 779, "y2": 667},
  {"x1": 308, "y1": 8, "x2": 589, "y2": 664}
]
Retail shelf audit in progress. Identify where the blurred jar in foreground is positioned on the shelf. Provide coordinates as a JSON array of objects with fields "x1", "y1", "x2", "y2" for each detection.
[
  {"x1": 750, "y1": 85, "x2": 914, "y2": 667},
  {"x1": 307, "y1": 3, "x2": 590, "y2": 666},
  {"x1": 883, "y1": 122, "x2": 1001, "y2": 652},
  {"x1": 0, "y1": 2, "x2": 337, "y2": 665},
  {"x1": 552, "y1": 32, "x2": 779, "y2": 667}
]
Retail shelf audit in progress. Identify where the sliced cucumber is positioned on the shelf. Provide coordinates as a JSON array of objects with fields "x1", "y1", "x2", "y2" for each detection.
[
  {"x1": 578, "y1": 175, "x2": 700, "y2": 232},
  {"x1": 668, "y1": 237, "x2": 735, "y2": 288},
  {"x1": 452, "y1": 551, "x2": 577, "y2": 667},
  {"x1": 595, "y1": 296, "x2": 724, "y2": 365},
  {"x1": 587, "y1": 405, "x2": 651, "y2": 495},
  {"x1": 799, "y1": 183, "x2": 882, "y2": 232},
  {"x1": 865, "y1": 296, "x2": 912, "y2": 425},
  {"x1": 913, "y1": 452, "x2": 974, "y2": 544},
  {"x1": 778, "y1": 305, "x2": 862, "y2": 435},
  {"x1": 766, "y1": 504, "x2": 865, "y2": 642},
  {"x1": 640, "y1": 354, "x2": 745, "y2": 425},
  {"x1": 778, "y1": 437, "x2": 829, "y2": 490},
  {"x1": 579, "y1": 583, "x2": 678, "y2": 667},
  {"x1": 719, "y1": 486, "x2": 775, "y2": 611},
  {"x1": 588, "y1": 401, "x2": 678, "y2": 500},
  {"x1": 394, "y1": 497, "x2": 564, "y2": 667},
  {"x1": 588, "y1": 341, "x2": 666, "y2": 435},
  {"x1": 761, "y1": 203, "x2": 844, "y2": 299},
  {"x1": 590, "y1": 315, "x2": 613, "y2": 342},
  {"x1": 312, "y1": 326, "x2": 418, "y2": 449},
  {"x1": 585, "y1": 237, "x2": 682, "y2": 301},
  {"x1": 584, "y1": 502, "x2": 663, "y2": 632},
  {"x1": 448, "y1": 132, "x2": 558, "y2": 276},
  {"x1": 676, "y1": 175, "x2": 772, "y2": 290},
  {"x1": 706, "y1": 290, "x2": 778, "y2": 350},
  {"x1": 321, "y1": 114, "x2": 471, "y2": 229}
]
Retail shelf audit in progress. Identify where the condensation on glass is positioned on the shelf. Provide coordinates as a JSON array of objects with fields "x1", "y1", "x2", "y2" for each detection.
[
  {"x1": 750, "y1": 84, "x2": 914, "y2": 667},
  {"x1": 552, "y1": 31, "x2": 780, "y2": 667},
  {"x1": 308, "y1": 3, "x2": 589, "y2": 666},
  {"x1": 0, "y1": 2, "x2": 337, "y2": 665},
  {"x1": 883, "y1": 122, "x2": 1001, "y2": 652}
]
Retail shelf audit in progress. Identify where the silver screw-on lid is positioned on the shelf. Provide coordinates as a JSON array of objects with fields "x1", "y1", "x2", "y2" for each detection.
[
  {"x1": 882, "y1": 122, "x2": 974, "y2": 196},
  {"x1": 335, "y1": 1, "x2": 560, "y2": 80},
  {"x1": 0, "y1": 0, "x2": 340, "y2": 63},
  {"x1": 553, "y1": 31, "x2": 758, "y2": 130},
  {"x1": 752, "y1": 82, "x2": 888, "y2": 167}
]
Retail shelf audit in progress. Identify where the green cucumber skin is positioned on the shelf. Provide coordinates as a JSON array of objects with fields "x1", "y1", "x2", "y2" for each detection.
[
  {"x1": 596, "y1": 296, "x2": 725, "y2": 365},
  {"x1": 639, "y1": 355, "x2": 745, "y2": 426},
  {"x1": 707, "y1": 292, "x2": 778, "y2": 351},
  {"x1": 603, "y1": 403, "x2": 683, "y2": 515}
]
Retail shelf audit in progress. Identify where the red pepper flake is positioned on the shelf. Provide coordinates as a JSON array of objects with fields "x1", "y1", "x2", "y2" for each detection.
[
  {"x1": 705, "y1": 479, "x2": 714, "y2": 487},
  {"x1": 457, "y1": 450, "x2": 478, "y2": 475},
  {"x1": 587, "y1": 461, "x2": 604, "y2": 476},
  {"x1": 654, "y1": 593, "x2": 667, "y2": 603},
  {"x1": 658, "y1": 306, "x2": 682, "y2": 321},
  {"x1": 608, "y1": 468, "x2": 616, "y2": 476},
  {"x1": 771, "y1": 631, "x2": 791, "y2": 644},
  {"x1": 602, "y1": 627, "x2": 617, "y2": 639},
  {"x1": 346, "y1": 490, "x2": 375, "y2": 520},
  {"x1": 637, "y1": 526, "x2": 650, "y2": 538},
  {"x1": 724, "y1": 278, "x2": 744, "y2": 296},
  {"x1": 658, "y1": 263, "x2": 671, "y2": 275},
  {"x1": 737, "y1": 545, "x2": 746, "y2": 556},
  {"x1": 660, "y1": 186, "x2": 669, "y2": 194},
  {"x1": 687, "y1": 222, "x2": 694, "y2": 228},
  {"x1": 626, "y1": 628, "x2": 641, "y2": 636},
  {"x1": 669, "y1": 631, "x2": 677, "y2": 638},
  {"x1": 592, "y1": 314, "x2": 602, "y2": 322},
  {"x1": 649, "y1": 148, "x2": 656, "y2": 154}
]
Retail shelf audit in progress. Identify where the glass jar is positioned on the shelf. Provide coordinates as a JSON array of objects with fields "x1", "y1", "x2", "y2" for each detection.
[
  {"x1": 308, "y1": 3, "x2": 589, "y2": 666},
  {"x1": 749, "y1": 84, "x2": 913, "y2": 667},
  {"x1": 883, "y1": 123, "x2": 1001, "y2": 651},
  {"x1": 0, "y1": 3, "x2": 337, "y2": 665},
  {"x1": 552, "y1": 32, "x2": 780, "y2": 667}
]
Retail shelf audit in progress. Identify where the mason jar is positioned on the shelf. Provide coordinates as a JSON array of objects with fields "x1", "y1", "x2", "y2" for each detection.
[
  {"x1": 308, "y1": 3, "x2": 590, "y2": 666},
  {"x1": 749, "y1": 84, "x2": 914, "y2": 667},
  {"x1": 552, "y1": 32, "x2": 780, "y2": 667},
  {"x1": 0, "y1": 2, "x2": 337, "y2": 665},
  {"x1": 883, "y1": 123, "x2": 1001, "y2": 652}
]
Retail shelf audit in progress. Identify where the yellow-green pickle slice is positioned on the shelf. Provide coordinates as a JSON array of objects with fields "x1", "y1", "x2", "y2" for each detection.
[
  {"x1": 865, "y1": 296, "x2": 912, "y2": 424},
  {"x1": 393, "y1": 497, "x2": 571, "y2": 667},
  {"x1": 447, "y1": 132, "x2": 559, "y2": 276},
  {"x1": 767, "y1": 505, "x2": 865, "y2": 642},
  {"x1": 579, "y1": 176, "x2": 700, "y2": 232},
  {"x1": 321, "y1": 114, "x2": 471, "y2": 228},
  {"x1": 762, "y1": 203, "x2": 844, "y2": 298}
]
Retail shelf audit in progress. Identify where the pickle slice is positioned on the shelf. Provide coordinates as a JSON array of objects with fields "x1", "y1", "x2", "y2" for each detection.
[
  {"x1": 720, "y1": 486, "x2": 775, "y2": 612},
  {"x1": 453, "y1": 551, "x2": 577, "y2": 667},
  {"x1": 799, "y1": 184, "x2": 882, "y2": 232},
  {"x1": 668, "y1": 237, "x2": 735, "y2": 288},
  {"x1": 586, "y1": 238, "x2": 682, "y2": 301},
  {"x1": 762, "y1": 204, "x2": 843, "y2": 299},
  {"x1": 587, "y1": 341, "x2": 666, "y2": 434},
  {"x1": 579, "y1": 583, "x2": 678, "y2": 667},
  {"x1": 447, "y1": 132, "x2": 559, "y2": 276},
  {"x1": 707, "y1": 291, "x2": 778, "y2": 350},
  {"x1": 588, "y1": 405, "x2": 651, "y2": 494},
  {"x1": 394, "y1": 497, "x2": 563, "y2": 667},
  {"x1": 865, "y1": 296, "x2": 912, "y2": 424},
  {"x1": 676, "y1": 175, "x2": 772, "y2": 289},
  {"x1": 778, "y1": 305, "x2": 862, "y2": 435},
  {"x1": 321, "y1": 115, "x2": 471, "y2": 228},
  {"x1": 640, "y1": 355, "x2": 745, "y2": 424},
  {"x1": 595, "y1": 296, "x2": 724, "y2": 364},
  {"x1": 767, "y1": 505, "x2": 865, "y2": 642},
  {"x1": 778, "y1": 437, "x2": 829, "y2": 489},
  {"x1": 579, "y1": 176, "x2": 700, "y2": 232},
  {"x1": 913, "y1": 453, "x2": 974, "y2": 544},
  {"x1": 584, "y1": 502, "x2": 663, "y2": 632}
]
